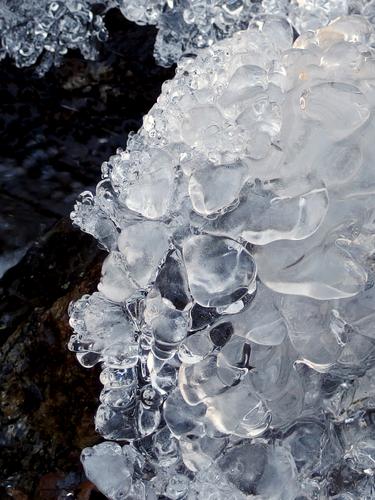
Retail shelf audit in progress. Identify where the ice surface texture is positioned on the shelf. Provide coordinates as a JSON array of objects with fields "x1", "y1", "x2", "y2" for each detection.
[
  {"x1": 3, "y1": 0, "x2": 375, "y2": 73},
  {"x1": 70, "y1": 15, "x2": 375, "y2": 499},
  {"x1": 0, "y1": 0, "x2": 108, "y2": 75},
  {"x1": 120, "y1": 0, "x2": 372, "y2": 67}
]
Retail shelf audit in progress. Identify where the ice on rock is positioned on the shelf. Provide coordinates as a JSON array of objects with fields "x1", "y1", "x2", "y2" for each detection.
[{"x1": 69, "y1": 15, "x2": 375, "y2": 500}]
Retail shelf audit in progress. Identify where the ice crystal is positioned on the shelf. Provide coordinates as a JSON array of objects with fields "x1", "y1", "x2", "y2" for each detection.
[
  {"x1": 151, "y1": 0, "x2": 375, "y2": 66},
  {"x1": 70, "y1": 15, "x2": 375, "y2": 499},
  {"x1": 3, "y1": 0, "x2": 375, "y2": 72},
  {"x1": 0, "y1": 0, "x2": 108, "y2": 75},
  {"x1": 120, "y1": 0, "x2": 322, "y2": 66}
]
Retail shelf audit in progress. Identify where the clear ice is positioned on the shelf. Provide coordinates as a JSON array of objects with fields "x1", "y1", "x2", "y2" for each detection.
[
  {"x1": 4, "y1": 0, "x2": 375, "y2": 72},
  {"x1": 0, "y1": 0, "x2": 108, "y2": 75},
  {"x1": 120, "y1": 0, "x2": 375, "y2": 67},
  {"x1": 69, "y1": 14, "x2": 375, "y2": 500}
]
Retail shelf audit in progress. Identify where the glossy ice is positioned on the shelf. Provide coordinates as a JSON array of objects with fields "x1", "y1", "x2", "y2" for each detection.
[
  {"x1": 0, "y1": 0, "x2": 108, "y2": 75},
  {"x1": 70, "y1": 15, "x2": 375, "y2": 500},
  {"x1": 3, "y1": 0, "x2": 375, "y2": 72}
]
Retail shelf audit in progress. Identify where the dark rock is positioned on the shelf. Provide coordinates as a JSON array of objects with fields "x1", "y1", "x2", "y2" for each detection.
[
  {"x1": 0, "y1": 8, "x2": 175, "y2": 497},
  {"x1": 0, "y1": 8, "x2": 175, "y2": 275},
  {"x1": 0, "y1": 219, "x2": 102, "y2": 344},
  {"x1": 0, "y1": 218, "x2": 105, "y2": 497}
]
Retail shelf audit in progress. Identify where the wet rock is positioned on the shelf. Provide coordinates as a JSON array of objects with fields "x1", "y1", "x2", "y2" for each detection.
[
  {"x1": 0, "y1": 218, "x2": 105, "y2": 496},
  {"x1": 0, "y1": 8, "x2": 175, "y2": 498}
]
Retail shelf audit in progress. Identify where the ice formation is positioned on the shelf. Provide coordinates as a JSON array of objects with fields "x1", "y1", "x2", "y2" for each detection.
[
  {"x1": 69, "y1": 15, "x2": 375, "y2": 499},
  {"x1": 0, "y1": 0, "x2": 108, "y2": 75},
  {"x1": 4, "y1": 0, "x2": 375, "y2": 73},
  {"x1": 120, "y1": 0, "x2": 375, "y2": 66}
]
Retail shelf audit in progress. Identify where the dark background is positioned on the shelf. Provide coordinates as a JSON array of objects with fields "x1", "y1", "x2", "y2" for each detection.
[{"x1": 0, "y1": 9, "x2": 174, "y2": 499}]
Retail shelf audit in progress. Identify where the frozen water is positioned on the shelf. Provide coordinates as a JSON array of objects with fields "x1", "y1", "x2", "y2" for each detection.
[
  {"x1": 120, "y1": 0, "x2": 375, "y2": 67},
  {"x1": 70, "y1": 15, "x2": 375, "y2": 500},
  {"x1": 4, "y1": 0, "x2": 375, "y2": 73},
  {"x1": 0, "y1": 0, "x2": 108, "y2": 75}
]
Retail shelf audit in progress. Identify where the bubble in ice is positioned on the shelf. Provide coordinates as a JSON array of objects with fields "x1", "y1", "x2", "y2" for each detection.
[{"x1": 70, "y1": 15, "x2": 375, "y2": 499}]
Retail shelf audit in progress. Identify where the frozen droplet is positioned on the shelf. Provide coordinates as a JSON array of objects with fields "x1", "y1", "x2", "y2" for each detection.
[
  {"x1": 118, "y1": 220, "x2": 170, "y2": 288},
  {"x1": 189, "y1": 160, "x2": 248, "y2": 216},
  {"x1": 183, "y1": 234, "x2": 257, "y2": 307},
  {"x1": 98, "y1": 252, "x2": 138, "y2": 303}
]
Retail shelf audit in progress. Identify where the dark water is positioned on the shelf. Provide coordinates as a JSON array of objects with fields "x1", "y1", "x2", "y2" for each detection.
[{"x1": 0, "y1": 8, "x2": 174, "y2": 276}]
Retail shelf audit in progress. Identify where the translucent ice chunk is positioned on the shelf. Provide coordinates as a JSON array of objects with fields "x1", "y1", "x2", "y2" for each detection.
[
  {"x1": 81, "y1": 443, "x2": 127, "y2": 492},
  {"x1": 218, "y1": 442, "x2": 268, "y2": 495},
  {"x1": 154, "y1": 249, "x2": 192, "y2": 311},
  {"x1": 179, "y1": 435, "x2": 228, "y2": 473},
  {"x1": 281, "y1": 295, "x2": 343, "y2": 370},
  {"x1": 203, "y1": 180, "x2": 329, "y2": 245},
  {"x1": 81, "y1": 442, "x2": 144, "y2": 500},
  {"x1": 181, "y1": 105, "x2": 225, "y2": 150},
  {"x1": 205, "y1": 375, "x2": 271, "y2": 437},
  {"x1": 183, "y1": 234, "x2": 257, "y2": 307},
  {"x1": 301, "y1": 82, "x2": 370, "y2": 140},
  {"x1": 98, "y1": 252, "x2": 138, "y2": 303},
  {"x1": 229, "y1": 283, "x2": 288, "y2": 345},
  {"x1": 334, "y1": 285, "x2": 375, "y2": 340},
  {"x1": 313, "y1": 141, "x2": 363, "y2": 188},
  {"x1": 179, "y1": 355, "x2": 229, "y2": 405},
  {"x1": 118, "y1": 148, "x2": 175, "y2": 219},
  {"x1": 164, "y1": 389, "x2": 206, "y2": 438},
  {"x1": 255, "y1": 234, "x2": 367, "y2": 300},
  {"x1": 118, "y1": 221, "x2": 170, "y2": 288},
  {"x1": 178, "y1": 330, "x2": 214, "y2": 364},
  {"x1": 144, "y1": 287, "x2": 190, "y2": 356},
  {"x1": 69, "y1": 292, "x2": 139, "y2": 366},
  {"x1": 189, "y1": 160, "x2": 248, "y2": 216}
]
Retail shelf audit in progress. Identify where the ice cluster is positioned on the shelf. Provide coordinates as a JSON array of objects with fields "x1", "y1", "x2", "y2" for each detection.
[
  {"x1": 4, "y1": 0, "x2": 375, "y2": 73},
  {"x1": 0, "y1": 0, "x2": 108, "y2": 74},
  {"x1": 70, "y1": 15, "x2": 375, "y2": 499},
  {"x1": 120, "y1": 0, "x2": 375, "y2": 66}
]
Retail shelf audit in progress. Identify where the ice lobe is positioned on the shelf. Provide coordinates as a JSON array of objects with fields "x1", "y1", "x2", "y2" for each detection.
[
  {"x1": 182, "y1": 235, "x2": 256, "y2": 307},
  {"x1": 70, "y1": 16, "x2": 375, "y2": 499}
]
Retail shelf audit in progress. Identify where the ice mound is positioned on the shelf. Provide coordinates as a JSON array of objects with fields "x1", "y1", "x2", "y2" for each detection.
[
  {"x1": 70, "y1": 16, "x2": 375, "y2": 499},
  {"x1": 3, "y1": 0, "x2": 375, "y2": 72}
]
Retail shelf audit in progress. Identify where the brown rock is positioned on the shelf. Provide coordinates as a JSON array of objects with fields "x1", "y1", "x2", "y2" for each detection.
[{"x1": 0, "y1": 219, "x2": 105, "y2": 495}]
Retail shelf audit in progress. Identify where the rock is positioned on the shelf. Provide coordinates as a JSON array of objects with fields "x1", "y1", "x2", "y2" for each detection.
[
  {"x1": 0, "y1": 218, "x2": 105, "y2": 496},
  {"x1": 0, "y1": 8, "x2": 174, "y2": 498}
]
